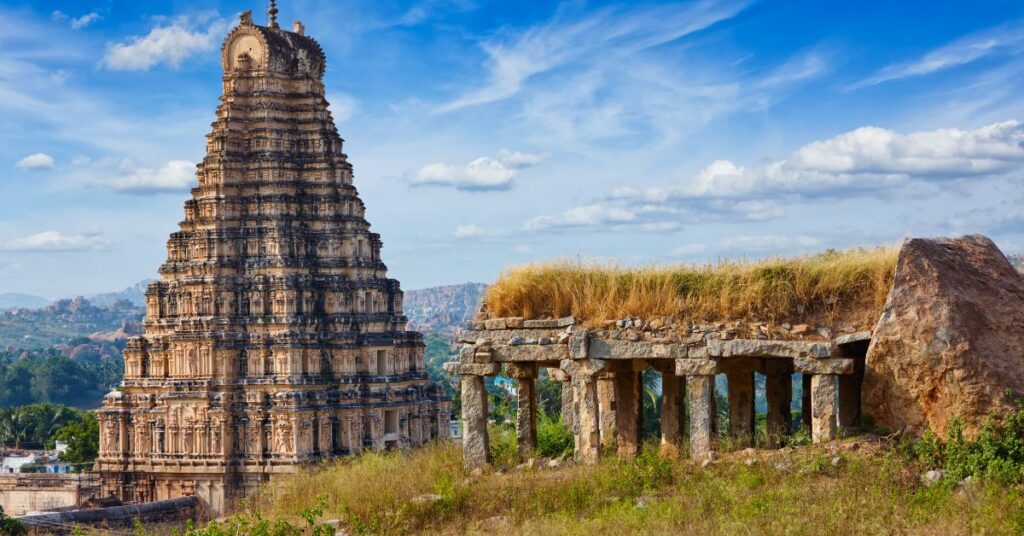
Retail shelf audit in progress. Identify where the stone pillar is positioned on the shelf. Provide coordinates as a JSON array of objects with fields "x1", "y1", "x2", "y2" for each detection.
[
  {"x1": 811, "y1": 374, "x2": 838, "y2": 443},
  {"x1": 801, "y1": 374, "x2": 812, "y2": 431},
  {"x1": 660, "y1": 371, "x2": 685, "y2": 458},
  {"x1": 765, "y1": 371, "x2": 793, "y2": 442},
  {"x1": 687, "y1": 375, "x2": 717, "y2": 460},
  {"x1": 561, "y1": 355, "x2": 608, "y2": 465},
  {"x1": 461, "y1": 375, "x2": 490, "y2": 469},
  {"x1": 597, "y1": 375, "x2": 617, "y2": 450},
  {"x1": 561, "y1": 381, "x2": 577, "y2": 433},
  {"x1": 726, "y1": 372, "x2": 755, "y2": 445},
  {"x1": 506, "y1": 363, "x2": 538, "y2": 460},
  {"x1": 614, "y1": 370, "x2": 642, "y2": 458}
]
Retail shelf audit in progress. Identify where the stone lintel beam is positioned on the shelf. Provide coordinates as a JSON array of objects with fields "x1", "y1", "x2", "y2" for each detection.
[
  {"x1": 589, "y1": 339, "x2": 688, "y2": 360},
  {"x1": 707, "y1": 339, "x2": 833, "y2": 359},
  {"x1": 548, "y1": 368, "x2": 570, "y2": 382},
  {"x1": 490, "y1": 344, "x2": 569, "y2": 363},
  {"x1": 792, "y1": 357, "x2": 853, "y2": 375},
  {"x1": 560, "y1": 358, "x2": 608, "y2": 378},
  {"x1": 460, "y1": 328, "x2": 565, "y2": 345},
  {"x1": 569, "y1": 331, "x2": 589, "y2": 360},
  {"x1": 442, "y1": 362, "x2": 501, "y2": 376},
  {"x1": 833, "y1": 331, "x2": 872, "y2": 346}
]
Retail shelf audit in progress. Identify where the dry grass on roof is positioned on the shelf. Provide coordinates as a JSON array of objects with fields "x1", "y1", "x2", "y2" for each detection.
[{"x1": 482, "y1": 246, "x2": 899, "y2": 327}]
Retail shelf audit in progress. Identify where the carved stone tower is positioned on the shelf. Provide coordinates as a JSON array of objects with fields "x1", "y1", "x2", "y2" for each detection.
[{"x1": 96, "y1": 7, "x2": 450, "y2": 515}]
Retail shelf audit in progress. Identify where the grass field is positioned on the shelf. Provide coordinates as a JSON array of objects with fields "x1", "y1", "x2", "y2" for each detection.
[
  {"x1": 228, "y1": 438, "x2": 1024, "y2": 536},
  {"x1": 482, "y1": 246, "x2": 899, "y2": 328}
]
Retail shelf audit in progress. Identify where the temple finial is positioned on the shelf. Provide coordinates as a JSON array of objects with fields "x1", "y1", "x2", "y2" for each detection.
[{"x1": 268, "y1": 0, "x2": 279, "y2": 29}]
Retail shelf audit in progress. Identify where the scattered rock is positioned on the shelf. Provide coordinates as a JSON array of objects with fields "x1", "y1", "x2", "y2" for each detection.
[
  {"x1": 507, "y1": 336, "x2": 523, "y2": 346},
  {"x1": 627, "y1": 332, "x2": 641, "y2": 342},
  {"x1": 921, "y1": 470, "x2": 945, "y2": 487},
  {"x1": 547, "y1": 459, "x2": 561, "y2": 469},
  {"x1": 791, "y1": 324, "x2": 812, "y2": 335},
  {"x1": 744, "y1": 459, "x2": 757, "y2": 467},
  {"x1": 411, "y1": 494, "x2": 443, "y2": 505},
  {"x1": 634, "y1": 496, "x2": 655, "y2": 508},
  {"x1": 538, "y1": 337, "x2": 554, "y2": 345},
  {"x1": 557, "y1": 333, "x2": 570, "y2": 344},
  {"x1": 700, "y1": 459, "x2": 714, "y2": 468},
  {"x1": 774, "y1": 460, "x2": 793, "y2": 470},
  {"x1": 470, "y1": 468, "x2": 484, "y2": 477},
  {"x1": 830, "y1": 456, "x2": 844, "y2": 467},
  {"x1": 816, "y1": 327, "x2": 833, "y2": 339}
]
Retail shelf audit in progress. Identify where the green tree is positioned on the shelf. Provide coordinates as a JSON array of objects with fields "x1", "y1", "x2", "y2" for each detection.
[
  {"x1": 54, "y1": 413, "x2": 99, "y2": 466},
  {"x1": 0, "y1": 504, "x2": 27, "y2": 535}
]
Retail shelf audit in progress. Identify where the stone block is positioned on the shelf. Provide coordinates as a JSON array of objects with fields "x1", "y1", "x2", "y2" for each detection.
[
  {"x1": 523, "y1": 319, "x2": 561, "y2": 329},
  {"x1": 675, "y1": 359, "x2": 719, "y2": 376}
]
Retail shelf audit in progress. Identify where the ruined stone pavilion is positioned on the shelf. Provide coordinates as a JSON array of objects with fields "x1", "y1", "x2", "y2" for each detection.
[{"x1": 96, "y1": 5, "x2": 449, "y2": 514}]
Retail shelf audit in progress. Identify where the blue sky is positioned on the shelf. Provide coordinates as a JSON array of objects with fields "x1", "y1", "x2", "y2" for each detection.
[{"x1": 2, "y1": 0, "x2": 1024, "y2": 298}]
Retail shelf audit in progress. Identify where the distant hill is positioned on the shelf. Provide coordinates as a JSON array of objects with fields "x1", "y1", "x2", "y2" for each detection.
[
  {"x1": 404, "y1": 283, "x2": 487, "y2": 338},
  {"x1": 1010, "y1": 254, "x2": 1024, "y2": 272},
  {"x1": 88, "y1": 279, "x2": 154, "y2": 307},
  {"x1": 0, "y1": 292, "x2": 50, "y2": 310},
  {"x1": 0, "y1": 297, "x2": 143, "y2": 350}
]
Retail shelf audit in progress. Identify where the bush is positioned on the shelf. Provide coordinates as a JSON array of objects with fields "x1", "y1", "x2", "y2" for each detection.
[
  {"x1": 0, "y1": 505, "x2": 26, "y2": 536},
  {"x1": 537, "y1": 413, "x2": 573, "y2": 459},
  {"x1": 912, "y1": 406, "x2": 1024, "y2": 484}
]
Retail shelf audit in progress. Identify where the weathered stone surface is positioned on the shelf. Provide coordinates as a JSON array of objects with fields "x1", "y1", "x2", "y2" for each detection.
[
  {"x1": 687, "y1": 375, "x2": 717, "y2": 460},
  {"x1": 765, "y1": 370, "x2": 793, "y2": 440},
  {"x1": 443, "y1": 362, "x2": 502, "y2": 376},
  {"x1": 463, "y1": 328, "x2": 563, "y2": 342},
  {"x1": 569, "y1": 332, "x2": 589, "y2": 359},
  {"x1": 614, "y1": 371, "x2": 642, "y2": 458},
  {"x1": 675, "y1": 359, "x2": 719, "y2": 376},
  {"x1": 490, "y1": 344, "x2": 568, "y2": 363},
  {"x1": 811, "y1": 374, "x2": 838, "y2": 443},
  {"x1": 660, "y1": 372, "x2": 685, "y2": 458},
  {"x1": 792, "y1": 357, "x2": 854, "y2": 375},
  {"x1": 864, "y1": 235, "x2": 1024, "y2": 437},
  {"x1": 504, "y1": 362, "x2": 538, "y2": 379},
  {"x1": 523, "y1": 319, "x2": 561, "y2": 329},
  {"x1": 834, "y1": 331, "x2": 872, "y2": 346},
  {"x1": 516, "y1": 377, "x2": 538, "y2": 459},
  {"x1": 462, "y1": 375, "x2": 490, "y2": 468},
  {"x1": 707, "y1": 339, "x2": 832, "y2": 359},
  {"x1": 597, "y1": 377, "x2": 617, "y2": 449},
  {"x1": 589, "y1": 339, "x2": 689, "y2": 360},
  {"x1": 727, "y1": 372, "x2": 755, "y2": 446}
]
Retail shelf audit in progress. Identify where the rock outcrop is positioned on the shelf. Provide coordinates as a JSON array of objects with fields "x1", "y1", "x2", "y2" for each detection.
[{"x1": 863, "y1": 235, "x2": 1024, "y2": 437}]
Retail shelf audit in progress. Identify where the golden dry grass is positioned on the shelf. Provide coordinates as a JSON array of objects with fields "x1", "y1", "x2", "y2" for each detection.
[
  {"x1": 238, "y1": 440, "x2": 1024, "y2": 536},
  {"x1": 482, "y1": 246, "x2": 899, "y2": 327}
]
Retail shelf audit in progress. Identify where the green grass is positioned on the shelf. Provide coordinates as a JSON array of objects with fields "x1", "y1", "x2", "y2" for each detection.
[
  {"x1": 482, "y1": 246, "x2": 898, "y2": 328},
  {"x1": 216, "y1": 439, "x2": 1024, "y2": 536}
]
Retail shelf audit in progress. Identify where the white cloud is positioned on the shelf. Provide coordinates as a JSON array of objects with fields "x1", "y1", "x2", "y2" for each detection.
[
  {"x1": 616, "y1": 120, "x2": 1024, "y2": 202},
  {"x1": 102, "y1": 14, "x2": 230, "y2": 71},
  {"x1": 525, "y1": 204, "x2": 636, "y2": 230},
  {"x1": 1, "y1": 231, "x2": 108, "y2": 252},
  {"x1": 438, "y1": 0, "x2": 748, "y2": 112},
  {"x1": 853, "y1": 21, "x2": 1024, "y2": 89},
  {"x1": 410, "y1": 149, "x2": 547, "y2": 191},
  {"x1": 453, "y1": 224, "x2": 488, "y2": 238},
  {"x1": 65, "y1": 157, "x2": 196, "y2": 194},
  {"x1": 15, "y1": 153, "x2": 54, "y2": 171},
  {"x1": 51, "y1": 11, "x2": 101, "y2": 30}
]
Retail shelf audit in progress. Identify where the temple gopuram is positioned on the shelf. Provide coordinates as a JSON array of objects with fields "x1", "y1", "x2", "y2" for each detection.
[{"x1": 96, "y1": 4, "x2": 449, "y2": 515}]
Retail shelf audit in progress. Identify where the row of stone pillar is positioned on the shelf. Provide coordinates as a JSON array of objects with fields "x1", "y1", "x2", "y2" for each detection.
[{"x1": 457, "y1": 359, "x2": 840, "y2": 469}]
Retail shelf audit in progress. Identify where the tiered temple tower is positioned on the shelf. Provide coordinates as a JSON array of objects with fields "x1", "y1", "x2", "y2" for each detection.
[{"x1": 96, "y1": 7, "x2": 449, "y2": 515}]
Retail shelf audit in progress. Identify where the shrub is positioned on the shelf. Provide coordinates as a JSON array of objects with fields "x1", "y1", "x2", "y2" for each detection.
[
  {"x1": 912, "y1": 406, "x2": 1024, "y2": 484},
  {"x1": 537, "y1": 413, "x2": 574, "y2": 459}
]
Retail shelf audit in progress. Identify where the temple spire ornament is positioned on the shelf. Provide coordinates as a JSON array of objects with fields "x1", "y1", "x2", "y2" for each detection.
[{"x1": 268, "y1": 0, "x2": 279, "y2": 28}]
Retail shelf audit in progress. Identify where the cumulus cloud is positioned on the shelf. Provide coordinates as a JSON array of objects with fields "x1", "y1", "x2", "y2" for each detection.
[
  {"x1": 15, "y1": 153, "x2": 55, "y2": 171},
  {"x1": 853, "y1": 20, "x2": 1024, "y2": 89},
  {"x1": 102, "y1": 14, "x2": 230, "y2": 71},
  {"x1": 524, "y1": 203, "x2": 682, "y2": 233},
  {"x1": 66, "y1": 157, "x2": 196, "y2": 194},
  {"x1": 1, "y1": 231, "x2": 108, "y2": 252},
  {"x1": 453, "y1": 224, "x2": 489, "y2": 239},
  {"x1": 616, "y1": 120, "x2": 1024, "y2": 202},
  {"x1": 410, "y1": 149, "x2": 547, "y2": 191},
  {"x1": 327, "y1": 93, "x2": 358, "y2": 123}
]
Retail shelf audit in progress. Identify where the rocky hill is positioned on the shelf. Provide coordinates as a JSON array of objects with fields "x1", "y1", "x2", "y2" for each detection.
[
  {"x1": 404, "y1": 283, "x2": 487, "y2": 338},
  {"x1": 0, "y1": 297, "x2": 143, "y2": 350},
  {"x1": 88, "y1": 280, "x2": 153, "y2": 307},
  {"x1": 0, "y1": 292, "x2": 50, "y2": 310}
]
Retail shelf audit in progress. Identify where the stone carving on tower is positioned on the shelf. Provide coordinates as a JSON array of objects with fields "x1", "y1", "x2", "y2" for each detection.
[{"x1": 95, "y1": 5, "x2": 450, "y2": 515}]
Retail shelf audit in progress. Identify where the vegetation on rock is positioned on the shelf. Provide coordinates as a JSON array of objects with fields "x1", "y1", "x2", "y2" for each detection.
[{"x1": 483, "y1": 247, "x2": 898, "y2": 327}]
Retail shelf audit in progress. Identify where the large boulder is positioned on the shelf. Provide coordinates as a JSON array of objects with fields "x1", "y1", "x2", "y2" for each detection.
[{"x1": 863, "y1": 234, "x2": 1024, "y2": 437}]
